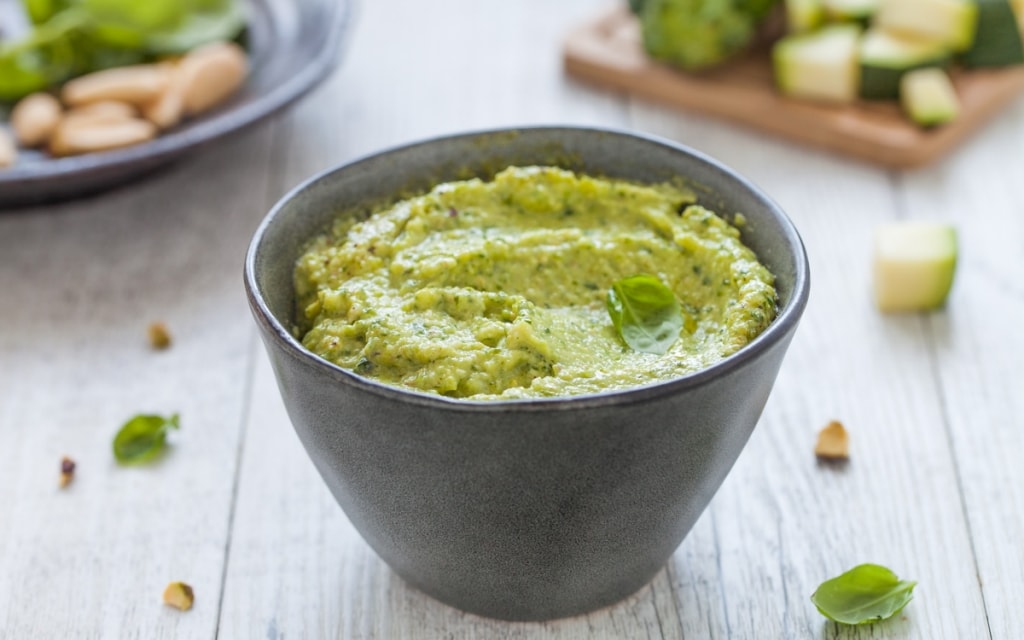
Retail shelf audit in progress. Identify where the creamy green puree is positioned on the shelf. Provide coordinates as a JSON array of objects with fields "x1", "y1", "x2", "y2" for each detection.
[{"x1": 294, "y1": 166, "x2": 777, "y2": 400}]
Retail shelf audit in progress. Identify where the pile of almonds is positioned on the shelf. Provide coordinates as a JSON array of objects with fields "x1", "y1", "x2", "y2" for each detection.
[{"x1": 0, "y1": 41, "x2": 247, "y2": 168}]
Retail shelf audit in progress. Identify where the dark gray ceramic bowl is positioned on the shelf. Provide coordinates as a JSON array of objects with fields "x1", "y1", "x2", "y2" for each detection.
[{"x1": 245, "y1": 126, "x2": 810, "y2": 621}]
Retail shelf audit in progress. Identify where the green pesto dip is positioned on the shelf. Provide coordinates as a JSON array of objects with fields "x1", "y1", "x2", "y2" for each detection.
[{"x1": 294, "y1": 166, "x2": 777, "y2": 400}]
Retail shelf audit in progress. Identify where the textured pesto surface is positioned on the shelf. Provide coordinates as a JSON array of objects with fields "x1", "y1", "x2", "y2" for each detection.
[{"x1": 295, "y1": 166, "x2": 777, "y2": 399}]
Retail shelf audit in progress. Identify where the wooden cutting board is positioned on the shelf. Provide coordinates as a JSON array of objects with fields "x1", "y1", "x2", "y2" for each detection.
[{"x1": 563, "y1": 7, "x2": 1024, "y2": 168}]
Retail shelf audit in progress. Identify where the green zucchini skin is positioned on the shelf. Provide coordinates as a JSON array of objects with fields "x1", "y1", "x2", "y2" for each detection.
[
  {"x1": 901, "y1": 68, "x2": 960, "y2": 126},
  {"x1": 773, "y1": 24, "x2": 862, "y2": 103},
  {"x1": 859, "y1": 30, "x2": 952, "y2": 99},
  {"x1": 860, "y1": 61, "x2": 946, "y2": 97},
  {"x1": 823, "y1": 0, "x2": 879, "y2": 23},
  {"x1": 785, "y1": 0, "x2": 826, "y2": 33},
  {"x1": 861, "y1": 57, "x2": 951, "y2": 99},
  {"x1": 963, "y1": 0, "x2": 1024, "y2": 67}
]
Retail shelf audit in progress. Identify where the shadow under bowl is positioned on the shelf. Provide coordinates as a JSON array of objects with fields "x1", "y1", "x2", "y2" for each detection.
[{"x1": 244, "y1": 126, "x2": 810, "y2": 621}]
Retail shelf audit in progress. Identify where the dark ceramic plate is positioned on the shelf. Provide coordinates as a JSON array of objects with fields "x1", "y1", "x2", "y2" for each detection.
[{"x1": 0, "y1": 0, "x2": 352, "y2": 208}]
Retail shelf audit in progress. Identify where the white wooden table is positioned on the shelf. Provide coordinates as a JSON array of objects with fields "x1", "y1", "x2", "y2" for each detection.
[{"x1": 2, "y1": 1, "x2": 1022, "y2": 637}]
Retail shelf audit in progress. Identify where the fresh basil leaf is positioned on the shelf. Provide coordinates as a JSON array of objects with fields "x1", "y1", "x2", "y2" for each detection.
[
  {"x1": 0, "y1": 8, "x2": 86, "y2": 100},
  {"x1": 145, "y1": 3, "x2": 245, "y2": 54},
  {"x1": 0, "y1": 55, "x2": 51, "y2": 100},
  {"x1": 80, "y1": 0, "x2": 243, "y2": 54},
  {"x1": 80, "y1": 0, "x2": 186, "y2": 31},
  {"x1": 113, "y1": 413, "x2": 180, "y2": 465},
  {"x1": 811, "y1": 564, "x2": 917, "y2": 625},
  {"x1": 607, "y1": 274, "x2": 683, "y2": 355},
  {"x1": 22, "y1": 0, "x2": 73, "y2": 25}
]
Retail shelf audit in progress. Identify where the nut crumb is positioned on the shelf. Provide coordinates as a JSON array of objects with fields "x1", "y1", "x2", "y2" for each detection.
[
  {"x1": 162, "y1": 581, "x2": 194, "y2": 611},
  {"x1": 0, "y1": 128, "x2": 17, "y2": 168},
  {"x1": 815, "y1": 420, "x2": 849, "y2": 460},
  {"x1": 59, "y1": 456, "x2": 76, "y2": 488},
  {"x1": 148, "y1": 322, "x2": 172, "y2": 350}
]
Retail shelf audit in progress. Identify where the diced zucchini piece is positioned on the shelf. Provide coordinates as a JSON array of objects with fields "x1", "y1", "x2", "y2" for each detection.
[
  {"x1": 875, "y1": 0, "x2": 978, "y2": 52},
  {"x1": 874, "y1": 222, "x2": 957, "y2": 312},
  {"x1": 773, "y1": 25, "x2": 862, "y2": 103},
  {"x1": 823, "y1": 0, "x2": 879, "y2": 22},
  {"x1": 786, "y1": 0, "x2": 826, "y2": 32},
  {"x1": 900, "y1": 67, "x2": 960, "y2": 126},
  {"x1": 963, "y1": 0, "x2": 1024, "y2": 66},
  {"x1": 860, "y1": 29, "x2": 951, "y2": 99}
]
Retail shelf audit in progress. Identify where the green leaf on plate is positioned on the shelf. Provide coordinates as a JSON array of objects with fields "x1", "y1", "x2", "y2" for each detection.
[
  {"x1": 113, "y1": 413, "x2": 180, "y2": 465},
  {"x1": 0, "y1": 8, "x2": 88, "y2": 100},
  {"x1": 606, "y1": 274, "x2": 683, "y2": 355},
  {"x1": 811, "y1": 563, "x2": 917, "y2": 625},
  {"x1": 23, "y1": 0, "x2": 64, "y2": 25}
]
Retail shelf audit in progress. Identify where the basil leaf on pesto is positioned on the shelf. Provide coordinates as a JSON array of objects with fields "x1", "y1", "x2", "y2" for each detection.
[
  {"x1": 113, "y1": 413, "x2": 179, "y2": 465},
  {"x1": 606, "y1": 274, "x2": 683, "y2": 355},
  {"x1": 811, "y1": 564, "x2": 917, "y2": 625}
]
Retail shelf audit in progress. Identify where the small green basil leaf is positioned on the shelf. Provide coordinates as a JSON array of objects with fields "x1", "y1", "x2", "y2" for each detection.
[
  {"x1": 23, "y1": 0, "x2": 56, "y2": 24},
  {"x1": 0, "y1": 55, "x2": 51, "y2": 101},
  {"x1": 22, "y1": 0, "x2": 73, "y2": 24},
  {"x1": 607, "y1": 274, "x2": 683, "y2": 355},
  {"x1": 78, "y1": 0, "x2": 245, "y2": 54},
  {"x1": 811, "y1": 564, "x2": 917, "y2": 625},
  {"x1": 80, "y1": 0, "x2": 186, "y2": 32},
  {"x1": 113, "y1": 413, "x2": 180, "y2": 465},
  {"x1": 0, "y1": 8, "x2": 91, "y2": 101},
  {"x1": 145, "y1": 3, "x2": 246, "y2": 54}
]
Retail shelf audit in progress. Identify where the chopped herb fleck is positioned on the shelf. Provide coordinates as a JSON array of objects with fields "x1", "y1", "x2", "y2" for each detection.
[{"x1": 59, "y1": 456, "x2": 75, "y2": 488}]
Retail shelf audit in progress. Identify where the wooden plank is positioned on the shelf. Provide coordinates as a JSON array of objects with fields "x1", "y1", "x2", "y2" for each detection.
[
  {"x1": 627, "y1": 106, "x2": 990, "y2": 637},
  {"x1": 898, "y1": 103, "x2": 1024, "y2": 639},
  {"x1": 0, "y1": 125, "x2": 276, "y2": 638},
  {"x1": 564, "y1": 7, "x2": 1024, "y2": 169}
]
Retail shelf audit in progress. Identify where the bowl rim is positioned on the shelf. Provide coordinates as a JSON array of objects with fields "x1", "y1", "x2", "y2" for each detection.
[{"x1": 244, "y1": 125, "x2": 810, "y2": 412}]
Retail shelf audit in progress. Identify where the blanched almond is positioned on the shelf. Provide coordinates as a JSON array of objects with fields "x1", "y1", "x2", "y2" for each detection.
[
  {"x1": 142, "y1": 64, "x2": 187, "y2": 130},
  {"x1": 179, "y1": 42, "x2": 248, "y2": 116},
  {"x1": 65, "y1": 100, "x2": 138, "y2": 124},
  {"x1": 11, "y1": 92, "x2": 63, "y2": 147},
  {"x1": 0, "y1": 129, "x2": 17, "y2": 168},
  {"x1": 162, "y1": 581, "x2": 194, "y2": 611},
  {"x1": 815, "y1": 420, "x2": 849, "y2": 460},
  {"x1": 62, "y1": 65, "x2": 170, "y2": 108},
  {"x1": 51, "y1": 118, "x2": 157, "y2": 157}
]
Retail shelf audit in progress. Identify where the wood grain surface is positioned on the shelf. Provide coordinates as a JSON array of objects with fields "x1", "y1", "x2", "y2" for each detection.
[
  {"x1": 564, "y1": 7, "x2": 1024, "y2": 169},
  {"x1": 1, "y1": 0, "x2": 1021, "y2": 638}
]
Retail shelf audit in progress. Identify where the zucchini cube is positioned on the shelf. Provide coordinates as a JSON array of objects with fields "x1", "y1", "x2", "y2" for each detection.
[
  {"x1": 773, "y1": 25, "x2": 862, "y2": 103},
  {"x1": 874, "y1": 222, "x2": 958, "y2": 312},
  {"x1": 900, "y1": 67, "x2": 960, "y2": 126}
]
